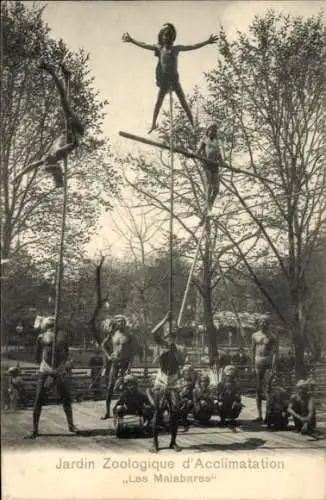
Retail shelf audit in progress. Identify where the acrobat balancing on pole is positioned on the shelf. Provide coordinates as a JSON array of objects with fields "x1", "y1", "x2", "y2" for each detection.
[{"x1": 122, "y1": 23, "x2": 217, "y2": 133}]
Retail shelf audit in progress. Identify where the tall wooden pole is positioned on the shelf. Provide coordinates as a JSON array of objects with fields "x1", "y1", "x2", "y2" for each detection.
[
  {"x1": 177, "y1": 225, "x2": 205, "y2": 328},
  {"x1": 51, "y1": 71, "x2": 70, "y2": 367},
  {"x1": 168, "y1": 90, "x2": 174, "y2": 335}
]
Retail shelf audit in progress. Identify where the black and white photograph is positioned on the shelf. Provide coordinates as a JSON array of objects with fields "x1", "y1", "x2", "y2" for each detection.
[{"x1": 1, "y1": 1, "x2": 326, "y2": 499}]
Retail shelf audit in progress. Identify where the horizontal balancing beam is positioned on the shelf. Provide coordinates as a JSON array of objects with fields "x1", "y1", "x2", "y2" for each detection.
[{"x1": 119, "y1": 131, "x2": 280, "y2": 187}]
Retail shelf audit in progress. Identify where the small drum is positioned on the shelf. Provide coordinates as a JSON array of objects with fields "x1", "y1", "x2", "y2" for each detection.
[{"x1": 114, "y1": 414, "x2": 152, "y2": 438}]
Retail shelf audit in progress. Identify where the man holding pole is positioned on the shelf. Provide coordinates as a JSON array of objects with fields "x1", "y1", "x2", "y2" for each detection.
[
  {"x1": 149, "y1": 312, "x2": 187, "y2": 453},
  {"x1": 26, "y1": 316, "x2": 79, "y2": 439}
]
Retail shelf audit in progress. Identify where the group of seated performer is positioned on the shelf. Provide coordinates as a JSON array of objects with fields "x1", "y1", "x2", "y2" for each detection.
[{"x1": 177, "y1": 364, "x2": 244, "y2": 427}]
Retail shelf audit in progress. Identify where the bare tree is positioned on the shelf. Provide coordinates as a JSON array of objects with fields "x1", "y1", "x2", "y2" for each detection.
[{"x1": 205, "y1": 11, "x2": 326, "y2": 376}]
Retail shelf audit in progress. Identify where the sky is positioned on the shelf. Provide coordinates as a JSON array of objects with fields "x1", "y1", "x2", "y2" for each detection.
[{"x1": 29, "y1": 0, "x2": 325, "y2": 257}]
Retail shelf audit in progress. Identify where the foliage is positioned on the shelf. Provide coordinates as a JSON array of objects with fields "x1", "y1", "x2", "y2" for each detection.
[{"x1": 1, "y1": 1, "x2": 119, "y2": 274}]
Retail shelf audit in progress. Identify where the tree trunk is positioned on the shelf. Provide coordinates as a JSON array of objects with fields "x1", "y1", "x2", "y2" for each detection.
[
  {"x1": 1, "y1": 236, "x2": 10, "y2": 353},
  {"x1": 293, "y1": 335, "x2": 305, "y2": 379},
  {"x1": 140, "y1": 289, "x2": 149, "y2": 378},
  {"x1": 292, "y1": 293, "x2": 306, "y2": 379}
]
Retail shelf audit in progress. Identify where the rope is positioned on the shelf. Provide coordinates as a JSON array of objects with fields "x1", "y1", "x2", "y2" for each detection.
[
  {"x1": 168, "y1": 89, "x2": 174, "y2": 335},
  {"x1": 51, "y1": 71, "x2": 70, "y2": 368},
  {"x1": 177, "y1": 224, "x2": 205, "y2": 328}
]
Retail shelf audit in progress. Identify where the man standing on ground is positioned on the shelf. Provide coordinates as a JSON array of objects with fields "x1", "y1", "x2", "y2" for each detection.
[
  {"x1": 26, "y1": 316, "x2": 79, "y2": 438},
  {"x1": 251, "y1": 317, "x2": 278, "y2": 422}
]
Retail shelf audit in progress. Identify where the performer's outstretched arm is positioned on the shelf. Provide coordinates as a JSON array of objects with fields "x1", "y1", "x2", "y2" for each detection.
[
  {"x1": 151, "y1": 311, "x2": 171, "y2": 341},
  {"x1": 122, "y1": 32, "x2": 156, "y2": 51},
  {"x1": 177, "y1": 34, "x2": 218, "y2": 52}
]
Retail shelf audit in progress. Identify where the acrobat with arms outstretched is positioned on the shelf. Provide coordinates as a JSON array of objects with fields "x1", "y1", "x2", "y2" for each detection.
[{"x1": 123, "y1": 24, "x2": 217, "y2": 133}]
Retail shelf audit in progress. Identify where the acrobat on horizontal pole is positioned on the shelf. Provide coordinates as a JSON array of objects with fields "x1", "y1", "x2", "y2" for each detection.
[{"x1": 119, "y1": 131, "x2": 281, "y2": 187}]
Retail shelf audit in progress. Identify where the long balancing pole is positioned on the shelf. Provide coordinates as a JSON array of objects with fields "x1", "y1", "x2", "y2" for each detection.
[
  {"x1": 177, "y1": 225, "x2": 205, "y2": 328},
  {"x1": 168, "y1": 89, "x2": 174, "y2": 335},
  {"x1": 51, "y1": 72, "x2": 70, "y2": 367}
]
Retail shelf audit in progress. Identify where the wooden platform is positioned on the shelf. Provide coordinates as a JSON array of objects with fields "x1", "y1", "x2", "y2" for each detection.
[{"x1": 2, "y1": 397, "x2": 325, "y2": 452}]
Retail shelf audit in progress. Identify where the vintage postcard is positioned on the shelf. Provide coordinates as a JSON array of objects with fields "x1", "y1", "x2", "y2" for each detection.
[{"x1": 1, "y1": 1, "x2": 325, "y2": 499}]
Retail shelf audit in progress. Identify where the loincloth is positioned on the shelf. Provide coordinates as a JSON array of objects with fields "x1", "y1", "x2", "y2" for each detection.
[
  {"x1": 154, "y1": 370, "x2": 180, "y2": 390},
  {"x1": 255, "y1": 356, "x2": 273, "y2": 374}
]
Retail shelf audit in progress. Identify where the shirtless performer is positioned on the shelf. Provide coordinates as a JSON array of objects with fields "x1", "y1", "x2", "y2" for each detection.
[
  {"x1": 197, "y1": 123, "x2": 224, "y2": 214},
  {"x1": 123, "y1": 24, "x2": 217, "y2": 133},
  {"x1": 251, "y1": 317, "x2": 278, "y2": 422},
  {"x1": 26, "y1": 316, "x2": 79, "y2": 439},
  {"x1": 16, "y1": 62, "x2": 84, "y2": 188},
  {"x1": 193, "y1": 373, "x2": 214, "y2": 424},
  {"x1": 288, "y1": 380, "x2": 316, "y2": 435},
  {"x1": 150, "y1": 312, "x2": 187, "y2": 453},
  {"x1": 101, "y1": 315, "x2": 137, "y2": 419}
]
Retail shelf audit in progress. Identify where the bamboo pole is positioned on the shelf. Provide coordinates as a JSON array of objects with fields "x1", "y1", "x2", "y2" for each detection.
[
  {"x1": 168, "y1": 90, "x2": 174, "y2": 335},
  {"x1": 177, "y1": 224, "x2": 205, "y2": 328},
  {"x1": 51, "y1": 71, "x2": 70, "y2": 367}
]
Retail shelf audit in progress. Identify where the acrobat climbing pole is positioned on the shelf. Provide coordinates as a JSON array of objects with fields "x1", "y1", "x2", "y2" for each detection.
[{"x1": 51, "y1": 69, "x2": 70, "y2": 367}]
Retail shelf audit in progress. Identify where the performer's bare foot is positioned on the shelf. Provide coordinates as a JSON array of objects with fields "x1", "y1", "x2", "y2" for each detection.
[
  {"x1": 149, "y1": 444, "x2": 159, "y2": 453},
  {"x1": 68, "y1": 424, "x2": 80, "y2": 434},
  {"x1": 148, "y1": 124, "x2": 158, "y2": 134},
  {"x1": 25, "y1": 431, "x2": 38, "y2": 439},
  {"x1": 101, "y1": 414, "x2": 110, "y2": 420},
  {"x1": 169, "y1": 443, "x2": 182, "y2": 452}
]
